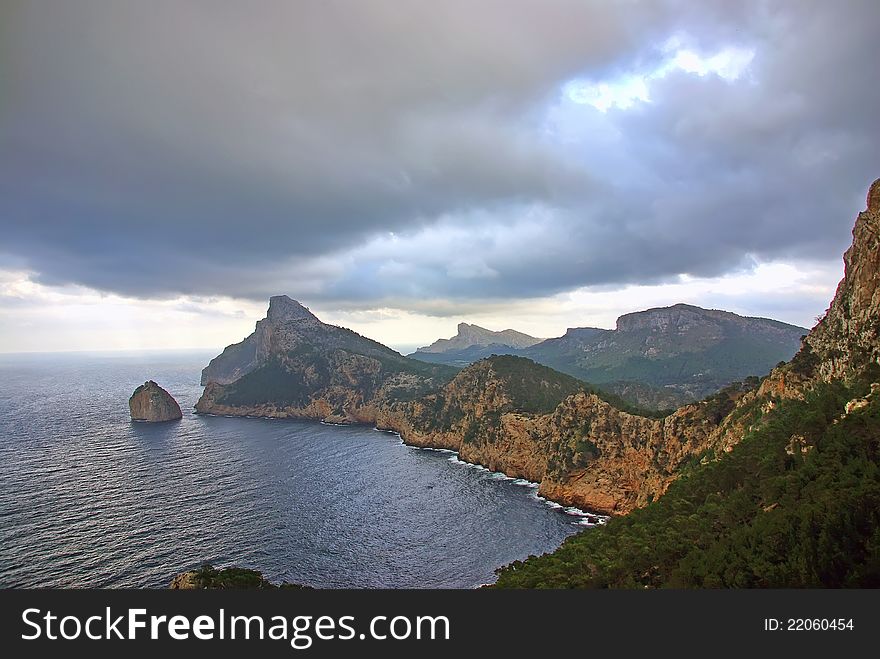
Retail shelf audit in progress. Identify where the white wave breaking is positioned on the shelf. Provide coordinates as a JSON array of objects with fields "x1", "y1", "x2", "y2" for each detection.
[{"x1": 375, "y1": 426, "x2": 609, "y2": 525}]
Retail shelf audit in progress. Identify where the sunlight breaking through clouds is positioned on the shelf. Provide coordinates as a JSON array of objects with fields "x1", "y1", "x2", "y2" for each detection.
[{"x1": 566, "y1": 41, "x2": 755, "y2": 112}]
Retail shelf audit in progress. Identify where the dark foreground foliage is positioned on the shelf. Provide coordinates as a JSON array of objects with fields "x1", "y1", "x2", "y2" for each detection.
[
  {"x1": 189, "y1": 564, "x2": 310, "y2": 589},
  {"x1": 494, "y1": 378, "x2": 880, "y2": 588}
]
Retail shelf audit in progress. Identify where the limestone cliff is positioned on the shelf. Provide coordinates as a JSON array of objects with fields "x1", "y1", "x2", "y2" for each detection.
[
  {"x1": 803, "y1": 183, "x2": 880, "y2": 380},
  {"x1": 745, "y1": 178, "x2": 880, "y2": 401},
  {"x1": 374, "y1": 357, "x2": 751, "y2": 514},
  {"x1": 129, "y1": 381, "x2": 182, "y2": 422},
  {"x1": 201, "y1": 296, "x2": 326, "y2": 386}
]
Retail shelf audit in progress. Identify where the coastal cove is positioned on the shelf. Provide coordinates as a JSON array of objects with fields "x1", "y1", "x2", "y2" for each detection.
[
  {"x1": 0, "y1": 351, "x2": 596, "y2": 588},
  {"x1": 201, "y1": 412, "x2": 605, "y2": 527}
]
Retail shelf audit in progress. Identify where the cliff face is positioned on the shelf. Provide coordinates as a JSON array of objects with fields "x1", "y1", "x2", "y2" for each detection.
[
  {"x1": 170, "y1": 565, "x2": 302, "y2": 589},
  {"x1": 411, "y1": 182, "x2": 880, "y2": 514},
  {"x1": 201, "y1": 296, "x2": 326, "y2": 385},
  {"x1": 803, "y1": 192, "x2": 880, "y2": 380},
  {"x1": 193, "y1": 306, "x2": 792, "y2": 514},
  {"x1": 748, "y1": 179, "x2": 880, "y2": 400},
  {"x1": 374, "y1": 358, "x2": 751, "y2": 514},
  {"x1": 129, "y1": 381, "x2": 182, "y2": 422}
]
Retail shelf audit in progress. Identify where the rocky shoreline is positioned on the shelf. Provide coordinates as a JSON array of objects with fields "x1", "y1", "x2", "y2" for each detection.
[{"x1": 195, "y1": 401, "x2": 708, "y2": 523}]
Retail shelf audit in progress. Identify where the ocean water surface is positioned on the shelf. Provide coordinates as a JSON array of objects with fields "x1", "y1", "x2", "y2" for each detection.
[{"x1": 0, "y1": 351, "x2": 596, "y2": 588}]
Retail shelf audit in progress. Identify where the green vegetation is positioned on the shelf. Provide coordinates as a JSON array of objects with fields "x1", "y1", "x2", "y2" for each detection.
[
  {"x1": 217, "y1": 356, "x2": 323, "y2": 407},
  {"x1": 699, "y1": 376, "x2": 762, "y2": 424},
  {"x1": 484, "y1": 355, "x2": 668, "y2": 419},
  {"x1": 412, "y1": 316, "x2": 804, "y2": 411},
  {"x1": 547, "y1": 435, "x2": 600, "y2": 479},
  {"x1": 484, "y1": 355, "x2": 586, "y2": 414},
  {"x1": 186, "y1": 564, "x2": 310, "y2": 589},
  {"x1": 595, "y1": 380, "x2": 691, "y2": 413},
  {"x1": 414, "y1": 355, "x2": 669, "y2": 443},
  {"x1": 327, "y1": 325, "x2": 458, "y2": 381},
  {"x1": 371, "y1": 352, "x2": 459, "y2": 381},
  {"x1": 790, "y1": 342, "x2": 821, "y2": 377},
  {"x1": 524, "y1": 326, "x2": 804, "y2": 408},
  {"x1": 494, "y1": 377, "x2": 880, "y2": 588}
]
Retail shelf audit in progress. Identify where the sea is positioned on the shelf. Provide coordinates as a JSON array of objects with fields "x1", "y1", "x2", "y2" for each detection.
[{"x1": 0, "y1": 351, "x2": 598, "y2": 588}]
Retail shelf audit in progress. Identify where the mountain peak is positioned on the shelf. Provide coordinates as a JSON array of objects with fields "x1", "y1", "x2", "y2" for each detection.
[
  {"x1": 562, "y1": 327, "x2": 606, "y2": 339},
  {"x1": 267, "y1": 295, "x2": 319, "y2": 323},
  {"x1": 616, "y1": 304, "x2": 709, "y2": 333},
  {"x1": 867, "y1": 177, "x2": 880, "y2": 212},
  {"x1": 613, "y1": 303, "x2": 797, "y2": 334},
  {"x1": 417, "y1": 323, "x2": 542, "y2": 353}
]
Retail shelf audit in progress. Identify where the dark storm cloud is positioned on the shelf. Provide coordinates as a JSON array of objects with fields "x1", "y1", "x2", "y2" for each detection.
[{"x1": 1, "y1": 0, "x2": 879, "y2": 305}]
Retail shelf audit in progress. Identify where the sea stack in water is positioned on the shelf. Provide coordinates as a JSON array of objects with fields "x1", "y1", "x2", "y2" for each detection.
[{"x1": 129, "y1": 381, "x2": 182, "y2": 422}]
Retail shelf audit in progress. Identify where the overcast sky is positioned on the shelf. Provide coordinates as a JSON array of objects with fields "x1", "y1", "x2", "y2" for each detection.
[{"x1": 2, "y1": 0, "x2": 879, "y2": 353}]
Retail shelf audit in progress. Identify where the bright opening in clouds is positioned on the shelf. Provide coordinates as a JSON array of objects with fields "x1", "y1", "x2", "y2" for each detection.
[
  {"x1": 566, "y1": 41, "x2": 755, "y2": 112},
  {"x1": 1, "y1": 0, "x2": 879, "y2": 353}
]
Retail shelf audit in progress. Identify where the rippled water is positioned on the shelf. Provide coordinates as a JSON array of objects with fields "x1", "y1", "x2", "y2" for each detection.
[{"x1": 0, "y1": 351, "x2": 594, "y2": 588}]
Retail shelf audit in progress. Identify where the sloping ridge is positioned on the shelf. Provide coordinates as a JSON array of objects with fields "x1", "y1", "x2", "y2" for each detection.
[{"x1": 414, "y1": 322, "x2": 543, "y2": 353}]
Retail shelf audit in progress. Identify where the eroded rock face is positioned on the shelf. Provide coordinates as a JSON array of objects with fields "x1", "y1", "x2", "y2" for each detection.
[
  {"x1": 201, "y1": 296, "x2": 323, "y2": 385},
  {"x1": 169, "y1": 572, "x2": 200, "y2": 589},
  {"x1": 374, "y1": 365, "x2": 740, "y2": 515},
  {"x1": 129, "y1": 381, "x2": 182, "y2": 422},
  {"x1": 803, "y1": 186, "x2": 880, "y2": 380},
  {"x1": 868, "y1": 177, "x2": 880, "y2": 212}
]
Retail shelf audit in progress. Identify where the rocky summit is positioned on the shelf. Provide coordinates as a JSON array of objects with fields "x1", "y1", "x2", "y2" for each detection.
[
  {"x1": 802, "y1": 179, "x2": 880, "y2": 381},
  {"x1": 415, "y1": 323, "x2": 543, "y2": 354},
  {"x1": 129, "y1": 381, "x2": 182, "y2": 422},
  {"x1": 200, "y1": 295, "x2": 324, "y2": 386}
]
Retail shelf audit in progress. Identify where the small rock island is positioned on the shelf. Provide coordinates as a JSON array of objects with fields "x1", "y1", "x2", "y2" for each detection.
[{"x1": 129, "y1": 381, "x2": 182, "y2": 422}]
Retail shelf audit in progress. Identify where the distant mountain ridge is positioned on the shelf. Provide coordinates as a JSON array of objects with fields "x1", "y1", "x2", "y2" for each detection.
[
  {"x1": 411, "y1": 303, "x2": 807, "y2": 409},
  {"x1": 415, "y1": 323, "x2": 543, "y2": 354}
]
